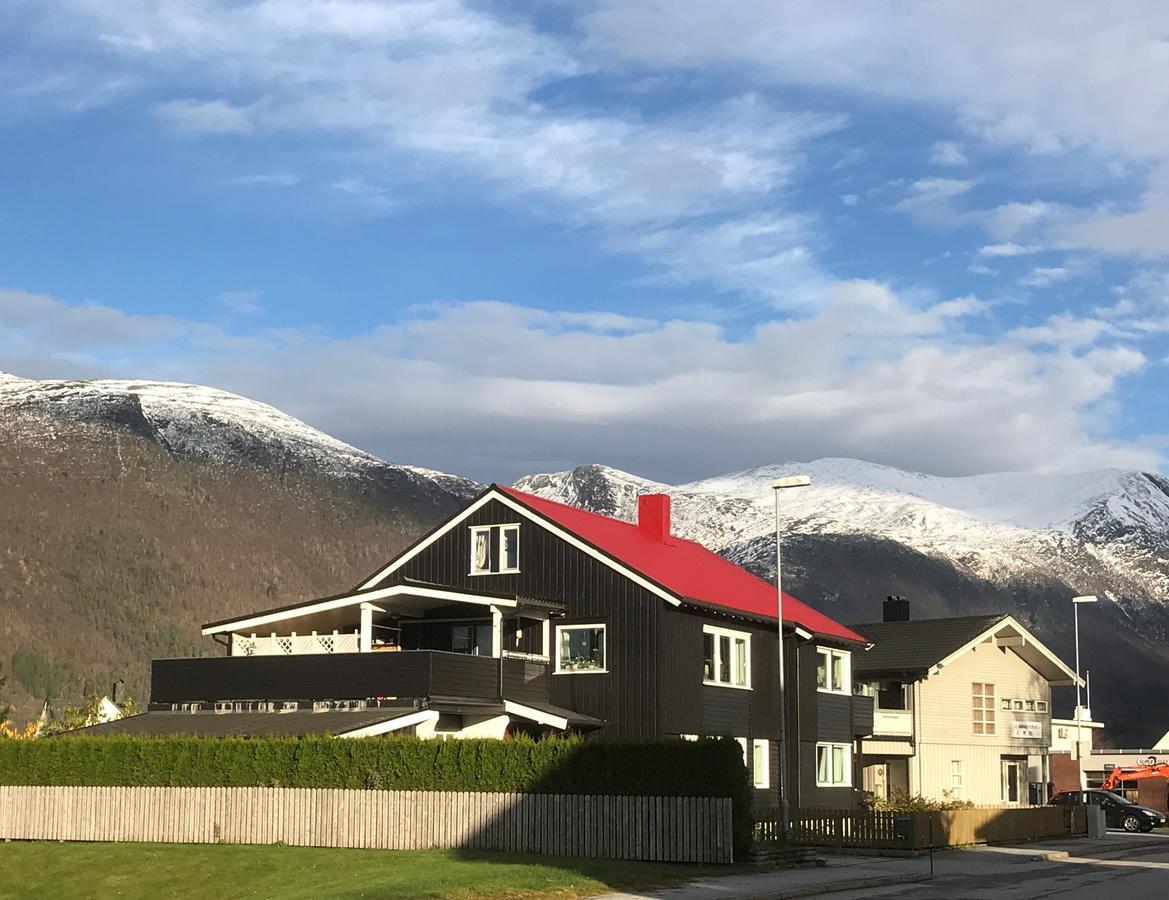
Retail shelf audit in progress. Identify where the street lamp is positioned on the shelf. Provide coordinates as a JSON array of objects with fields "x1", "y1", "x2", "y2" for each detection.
[
  {"x1": 773, "y1": 474, "x2": 811, "y2": 843},
  {"x1": 1072, "y1": 595, "x2": 1098, "y2": 789}
]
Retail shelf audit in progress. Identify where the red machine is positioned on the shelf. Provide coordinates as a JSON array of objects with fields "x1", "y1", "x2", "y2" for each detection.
[{"x1": 1100, "y1": 764, "x2": 1169, "y2": 792}]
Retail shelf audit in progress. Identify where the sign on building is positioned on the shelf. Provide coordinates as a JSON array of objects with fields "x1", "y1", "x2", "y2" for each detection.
[{"x1": 1012, "y1": 721, "x2": 1042, "y2": 739}]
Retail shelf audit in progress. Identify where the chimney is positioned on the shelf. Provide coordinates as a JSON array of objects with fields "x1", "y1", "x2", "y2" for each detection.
[
  {"x1": 638, "y1": 494, "x2": 671, "y2": 542},
  {"x1": 883, "y1": 595, "x2": 910, "y2": 622}
]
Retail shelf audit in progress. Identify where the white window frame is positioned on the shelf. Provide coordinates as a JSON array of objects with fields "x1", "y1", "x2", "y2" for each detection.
[
  {"x1": 499, "y1": 524, "x2": 521, "y2": 573},
  {"x1": 702, "y1": 625, "x2": 752, "y2": 689},
  {"x1": 554, "y1": 623, "x2": 607, "y2": 674},
  {"x1": 816, "y1": 647, "x2": 851, "y2": 695},
  {"x1": 815, "y1": 742, "x2": 852, "y2": 787},
  {"x1": 753, "y1": 739, "x2": 771, "y2": 789},
  {"x1": 973, "y1": 682, "x2": 997, "y2": 736},
  {"x1": 950, "y1": 760, "x2": 964, "y2": 798},
  {"x1": 1036, "y1": 700, "x2": 1049, "y2": 713},
  {"x1": 469, "y1": 526, "x2": 493, "y2": 575}
]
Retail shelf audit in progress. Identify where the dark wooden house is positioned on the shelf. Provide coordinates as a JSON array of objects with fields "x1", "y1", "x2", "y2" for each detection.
[{"x1": 93, "y1": 485, "x2": 874, "y2": 809}]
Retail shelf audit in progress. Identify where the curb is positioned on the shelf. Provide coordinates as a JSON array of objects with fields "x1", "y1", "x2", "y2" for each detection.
[{"x1": 734, "y1": 872, "x2": 933, "y2": 899}]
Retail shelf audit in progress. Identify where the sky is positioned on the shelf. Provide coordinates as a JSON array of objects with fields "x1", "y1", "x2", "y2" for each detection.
[{"x1": 1, "y1": 1, "x2": 1168, "y2": 484}]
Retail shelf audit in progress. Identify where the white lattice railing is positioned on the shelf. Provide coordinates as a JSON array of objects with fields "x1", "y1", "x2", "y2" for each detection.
[{"x1": 231, "y1": 631, "x2": 362, "y2": 656}]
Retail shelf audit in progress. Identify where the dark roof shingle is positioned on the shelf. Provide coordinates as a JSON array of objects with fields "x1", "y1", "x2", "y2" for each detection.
[{"x1": 851, "y1": 614, "x2": 1009, "y2": 678}]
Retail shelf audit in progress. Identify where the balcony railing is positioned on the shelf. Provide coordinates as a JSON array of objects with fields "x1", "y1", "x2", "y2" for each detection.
[
  {"x1": 872, "y1": 708, "x2": 913, "y2": 737},
  {"x1": 150, "y1": 650, "x2": 550, "y2": 707},
  {"x1": 232, "y1": 632, "x2": 362, "y2": 656}
]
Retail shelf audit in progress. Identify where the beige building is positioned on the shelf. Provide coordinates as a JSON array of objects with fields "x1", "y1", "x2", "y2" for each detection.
[{"x1": 853, "y1": 600, "x2": 1080, "y2": 807}]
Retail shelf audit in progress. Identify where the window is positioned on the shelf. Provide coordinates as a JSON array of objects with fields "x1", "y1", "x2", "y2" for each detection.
[
  {"x1": 703, "y1": 625, "x2": 751, "y2": 688},
  {"x1": 1057, "y1": 727, "x2": 1068, "y2": 740},
  {"x1": 555, "y1": 624, "x2": 606, "y2": 673},
  {"x1": 1013, "y1": 699, "x2": 1024, "y2": 711},
  {"x1": 816, "y1": 647, "x2": 851, "y2": 694},
  {"x1": 471, "y1": 527, "x2": 492, "y2": 574},
  {"x1": 753, "y1": 739, "x2": 771, "y2": 789},
  {"x1": 950, "y1": 760, "x2": 964, "y2": 799},
  {"x1": 876, "y1": 682, "x2": 907, "y2": 710},
  {"x1": 1000, "y1": 698, "x2": 1012, "y2": 711},
  {"x1": 1037, "y1": 700, "x2": 1049, "y2": 713},
  {"x1": 502, "y1": 616, "x2": 545, "y2": 657},
  {"x1": 973, "y1": 683, "x2": 996, "y2": 735},
  {"x1": 451, "y1": 623, "x2": 493, "y2": 655},
  {"x1": 469, "y1": 524, "x2": 521, "y2": 574},
  {"x1": 816, "y1": 743, "x2": 852, "y2": 787},
  {"x1": 500, "y1": 525, "x2": 520, "y2": 572}
]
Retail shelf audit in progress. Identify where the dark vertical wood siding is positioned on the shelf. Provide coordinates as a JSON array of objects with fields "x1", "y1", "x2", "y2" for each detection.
[{"x1": 389, "y1": 498, "x2": 660, "y2": 739}]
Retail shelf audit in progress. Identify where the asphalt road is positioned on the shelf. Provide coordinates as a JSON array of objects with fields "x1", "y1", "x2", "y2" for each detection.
[{"x1": 833, "y1": 832, "x2": 1169, "y2": 899}]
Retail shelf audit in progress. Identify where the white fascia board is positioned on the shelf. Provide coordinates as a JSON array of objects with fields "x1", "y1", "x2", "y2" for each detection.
[
  {"x1": 202, "y1": 584, "x2": 517, "y2": 636},
  {"x1": 932, "y1": 615, "x2": 1081, "y2": 686},
  {"x1": 359, "y1": 491, "x2": 499, "y2": 589},
  {"x1": 503, "y1": 700, "x2": 568, "y2": 731},
  {"x1": 338, "y1": 709, "x2": 440, "y2": 739},
  {"x1": 358, "y1": 487, "x2": 682, "y2": 608}
]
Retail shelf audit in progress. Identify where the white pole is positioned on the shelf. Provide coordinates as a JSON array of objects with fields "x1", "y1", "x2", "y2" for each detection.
[
  {"x1": 772, "y1": 475, "x2": 810, "y2": 844},
  {"x1": 1074, "y1": 600, "x2": 1083, "y2": 788},
  {"x1": 775, "y1": 489, "x2": 790, "y2": 843}
]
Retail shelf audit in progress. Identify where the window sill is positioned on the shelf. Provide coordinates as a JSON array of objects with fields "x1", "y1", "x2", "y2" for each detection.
[
  {"x1": 815, "y1": 782, "x2": 853, "y2": 789},
  {"x1": 553, "y1": 668, "x2": 609, "y2": 675},
  {"x1": 703, "y1": 680, "x2": 752, "y2": 691}
]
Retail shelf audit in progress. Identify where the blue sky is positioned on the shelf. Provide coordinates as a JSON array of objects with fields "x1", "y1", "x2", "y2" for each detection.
[{"x1": 1, "y1": 1, "x2": 1167, "y2": 482}]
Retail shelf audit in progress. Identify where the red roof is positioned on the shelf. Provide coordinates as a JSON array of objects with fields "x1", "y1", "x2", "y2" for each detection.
[{"x1": 497, "y1": 485, "x2": 866, "y2": 644}]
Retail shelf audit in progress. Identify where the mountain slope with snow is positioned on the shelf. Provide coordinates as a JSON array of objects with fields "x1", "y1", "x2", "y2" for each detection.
[
  {"x1": 0, "y1": 373, "x2": 482, "y2": 505},
  {"x1": 514, "y1": 459, "x2": 1169, "y2": 605}
]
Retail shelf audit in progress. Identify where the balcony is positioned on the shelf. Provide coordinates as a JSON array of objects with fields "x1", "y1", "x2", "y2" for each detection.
[
  {"x1": 872, "y1": 708, "x2": 913, "y2": 737},
  {"x1": 150, "y1": 650, "x2": 550, "y2": 707}
]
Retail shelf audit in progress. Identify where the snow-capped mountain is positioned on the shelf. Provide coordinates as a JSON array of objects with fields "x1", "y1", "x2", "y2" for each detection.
[
  {"x1": 0, "y1": 373, "x2": 481, "y2": 505},
  {"x1": 514, "y1": 460, "x2": 1169, "y2": 607}
]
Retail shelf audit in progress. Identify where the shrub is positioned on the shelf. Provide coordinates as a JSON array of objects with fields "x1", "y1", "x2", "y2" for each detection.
[
  {"x1": 867, "y1": 787, "x2": 974, "y2": 812},
  {"x1": 0, "y1": 732, "x2": 752, "y2": 854}
]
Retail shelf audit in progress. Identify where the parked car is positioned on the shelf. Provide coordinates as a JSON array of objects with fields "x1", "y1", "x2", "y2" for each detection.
[{"x1": 1050, "y1": 789, "x2": 1167, "y2": 832}]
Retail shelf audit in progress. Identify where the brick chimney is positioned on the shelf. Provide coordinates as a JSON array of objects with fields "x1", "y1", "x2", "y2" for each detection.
[
  {"x1": 883, "y1": 595, "x2": 910, "y2": 622},
  {"x1": 638, "y1": 494, "x2": 671, "y2": 542}
]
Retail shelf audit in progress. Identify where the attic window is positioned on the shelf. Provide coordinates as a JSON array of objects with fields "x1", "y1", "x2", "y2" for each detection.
[{"x1": 469, "y1": 524, "x2": 521, "y2": 575}]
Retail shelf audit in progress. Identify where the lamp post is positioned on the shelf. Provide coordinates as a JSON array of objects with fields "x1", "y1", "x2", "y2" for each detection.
[
  {"x1": 1072, "y1": 595, "x2": 1098, "y2": 789},
  {"x1": 773, "y1": 474, "x2": 811, "y2": 843}
]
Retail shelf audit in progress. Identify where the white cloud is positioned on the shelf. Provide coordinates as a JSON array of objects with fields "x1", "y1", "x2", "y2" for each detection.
[
  {"x1": 892, "y1": 178, "x2": 976, "y2": 227},
  {"x1": 154, "y1": 98, "x2": 254, "y2": 135},
  {"x1": 929, "y1": 141, "x2": 968, "y2": 167},
  {"x1": 1018, "y1": 266, "x2": 1074, "y2": 289},
  {"x1": 977, "y1": 242, "x2": 1041, "y2": 258},
  {"x1": 13, "y1": 1, "x2": 842, "y2": 301},
  {"x1": 231, "y1": 172, "x2": 300, "y2": 187},
  {"x1": 1, "y1": 286, "x2": 1160, "y2": 480},
  {"x1": 220, "y1": 290, "x2": 263, "y2": 315}
]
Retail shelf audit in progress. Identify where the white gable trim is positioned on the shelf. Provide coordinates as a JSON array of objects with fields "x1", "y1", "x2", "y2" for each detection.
[
  {"x1": 928, "y1": 615, "x2": 1081, "y2": 685},
  {"x1": 337, "y1": 709, "x2": 440, "y2": 739},
  {"x1": 201, "y1": 584, "x2": 519, "y2": 636},
  {"x1": 359, "y1": 490, "x2": 500, "y2": 589},
  {"x1": 503, "y1": 700, "x2": 569, "y2": 731},
  {"x1": 359, "y1": 487, "x2": 682, "y2": 607}
]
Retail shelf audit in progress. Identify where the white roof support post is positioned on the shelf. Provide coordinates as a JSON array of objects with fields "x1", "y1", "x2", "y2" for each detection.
[
  {"x1": 359, "y1": 603, "x2": 375, "y2": 653},
  {"x1": 491, "y1": 605, "x2": 503, "y2": 658}
]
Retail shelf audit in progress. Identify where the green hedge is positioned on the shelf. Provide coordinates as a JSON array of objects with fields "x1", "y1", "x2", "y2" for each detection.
[{"x1": 0, "y1": 734, "x2": 752, "y2": 854}]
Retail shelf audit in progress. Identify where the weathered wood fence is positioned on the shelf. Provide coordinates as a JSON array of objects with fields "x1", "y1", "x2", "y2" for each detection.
[
  {"x1": 0, "y1": 787, "x2": 733, "y2": 863},
  {"x1": 758, "y1": 805, "x2": 1086, "y2": 850}
]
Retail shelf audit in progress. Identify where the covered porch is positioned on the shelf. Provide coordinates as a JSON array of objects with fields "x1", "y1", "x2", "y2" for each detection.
[{"x1": 202, "y1": 581, "x2": 562, "y2": 662}]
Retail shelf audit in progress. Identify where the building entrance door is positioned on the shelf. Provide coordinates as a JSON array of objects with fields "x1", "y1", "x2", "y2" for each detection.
[{"x1": 1001, "y1": 757, "x2": 1026, "y2": 804}]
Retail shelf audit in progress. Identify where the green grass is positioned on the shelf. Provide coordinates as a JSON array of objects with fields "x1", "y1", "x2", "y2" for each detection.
[{"x1": 0, "y1": 842, "x2": 731, "y2": 899}]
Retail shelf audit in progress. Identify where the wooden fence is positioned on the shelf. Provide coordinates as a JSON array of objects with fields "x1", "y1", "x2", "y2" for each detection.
[
  {"x1": 0, "y1": 786, "x2": 733, "y2": 863},
  {"x1": 758, "y1": 805, "x2": 1087, "y2": 850}
]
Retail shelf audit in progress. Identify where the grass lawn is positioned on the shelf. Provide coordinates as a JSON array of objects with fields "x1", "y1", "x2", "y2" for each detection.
[{"x1": 0, "y1": 842, "x2": 734, "y2": 899}]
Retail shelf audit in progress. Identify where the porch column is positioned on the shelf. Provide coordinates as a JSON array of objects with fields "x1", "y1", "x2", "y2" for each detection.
[
  {"x1": 359, "y1": 603, "x2": 374, "y2": 653},
  {"x1": 490, "y1": 605, "x2": 503, "y2": 658}
]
